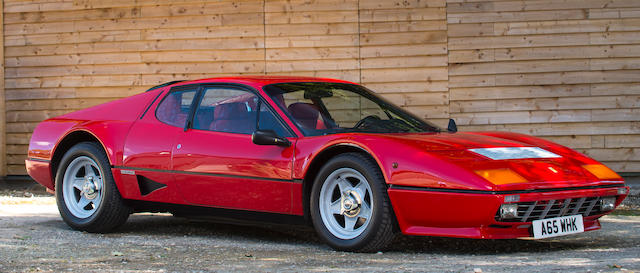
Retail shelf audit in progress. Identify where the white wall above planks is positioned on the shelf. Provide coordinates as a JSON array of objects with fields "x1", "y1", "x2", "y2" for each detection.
[
  {"x1": 2, "y1": 0, "x2": 639, "y2": 175},
  {"x1": 447, "y1": 0, "x2": 640, "y2": 173}
]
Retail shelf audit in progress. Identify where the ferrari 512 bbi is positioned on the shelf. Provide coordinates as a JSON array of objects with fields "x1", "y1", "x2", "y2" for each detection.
[{"x1": 26, "y1": 76, "x2": 629, "y2": 252}]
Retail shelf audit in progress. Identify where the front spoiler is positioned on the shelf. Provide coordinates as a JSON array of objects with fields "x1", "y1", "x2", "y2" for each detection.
[{"x1": 387, "y1": 184, "x2": 628, "y2": 239}]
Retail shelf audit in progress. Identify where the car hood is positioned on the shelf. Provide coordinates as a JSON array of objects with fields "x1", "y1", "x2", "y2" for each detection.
[
  {"x1": 358, "y1": 131, "x2": 623, "y2": 191},
  {"x1": 379, "y1": 131, "x2": 535, "y2": 151}
]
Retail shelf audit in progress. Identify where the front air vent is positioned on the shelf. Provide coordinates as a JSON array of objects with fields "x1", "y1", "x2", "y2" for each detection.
[{"x1": 496, "y1": 196, "x2": 608, "y2": 222}]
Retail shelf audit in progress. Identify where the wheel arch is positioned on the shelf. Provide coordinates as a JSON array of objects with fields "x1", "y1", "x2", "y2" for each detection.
[
  {"x1": 301, "y1": 143, "x2": 387, "y2": 224},
  {"x1": 50, "y1": 129, "x2": 111, "y2": 182}
]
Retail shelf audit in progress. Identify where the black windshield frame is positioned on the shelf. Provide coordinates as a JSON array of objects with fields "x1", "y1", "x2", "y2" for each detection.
[{"x1": 263, "y1": 82, "x2": 442, "y2": 136}]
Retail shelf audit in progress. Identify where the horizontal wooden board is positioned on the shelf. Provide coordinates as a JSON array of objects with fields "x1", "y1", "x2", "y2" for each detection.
[
  {"x1": 360, "y1": 31, "x2": 447, "y2": 46},
  {"x1": 360, "y1": 43, "x2": 447, "y2": 58},
  {"x1": 266, "y1": 23, "x2": 358, "y2": 37},
  {"x1": 605, "y1": 135, "x2": 640, "y2": 148},
  {"x1": 600, "y1": 161, "x2": 640, "y2": 173},
  {"x1": 459, "y1": 121, "x2": 640, "y2": 136},
  {"x1": 361, "y1": 56, "x2": 447, "y2": 69},
  {"x1": 448, "y1": 9, "x2": 587, "y2": 24},
  {"x1": 578, "y1": 148, "x2": 640, "y2": 161},
  {"x1": 452, "y1": 110, "x2": 592, "y2": 125},
  {"x1": 450, "y1": 96, "x2": 640, "y2": 113},
  {"x1": 361, "y1": 67, "x2": 448, "y2": 83},
  {"x1": 360, "y1": 7, "x2": 446, "y2": 23},
  {"x1": 449, "y1": 59, "x2": 591, "y2": 76},
  {"x1": 360, "y1": 20, "x2": 447, "y2": 33},
  {"x1": 492, "y1": 45, "x2": 640, "y2": 61},
  {"x1": 265, "y1": 11, "x2": 357, "y2": 24},
  {"x1": 364, "y1": 81, "x2": 449, "y2": 93},
  {"x1": 6, "y1": 37, "x2": 265, "y2": 57},
  {"x1": 447, "y1": 0, "x2": 640, "y2": 13},
  {"x1": 265, "y1": 0, "x2": 358, "y2": 13},
  {"x1": 449, "y1": 33, "x2": 591, "y2": 50},
  {"x1": 381, "y1": 92, "x2": 449, "y2": 107},
  {"x1": 5, "y1": 13, "x2": 265, "y2": 35},
  {"x1": 359, "y1": 0, "x2": 446, "y2": 9},
  {"x1": 540, "y1": 135, "x2": 594, "y2": 149},
  {"x1": 266, "y1": 47, "x2": 358, "y2": 61},
  {"x1": 5, "y1": 62, "x2": 266, "y2": 78},
  {"x1": 450, "y1": 85, "x2": 591, "y2": 101}
]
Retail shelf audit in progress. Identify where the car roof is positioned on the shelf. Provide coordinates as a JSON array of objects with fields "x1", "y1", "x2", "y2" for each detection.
[{"x1": 159, "y1": 75, "x2": 358, "y2": 90}]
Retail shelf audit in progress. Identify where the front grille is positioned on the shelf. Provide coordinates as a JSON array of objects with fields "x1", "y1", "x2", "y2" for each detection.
[{"x1": 497, "y1": 196, "x2": 609, "y2": 222}]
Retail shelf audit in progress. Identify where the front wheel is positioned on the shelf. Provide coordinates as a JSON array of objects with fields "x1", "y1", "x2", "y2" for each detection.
[
  {"x1": 310, "y1": 153, "x2": 395, "y2": 252},
  {"x1": 55, "y1": 142, "x2": 131, "y2": 232}
]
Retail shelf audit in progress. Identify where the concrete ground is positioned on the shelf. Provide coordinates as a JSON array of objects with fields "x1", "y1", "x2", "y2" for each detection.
[{"x1": 0, "y1": 178, "x2": 639, "y2": 272}]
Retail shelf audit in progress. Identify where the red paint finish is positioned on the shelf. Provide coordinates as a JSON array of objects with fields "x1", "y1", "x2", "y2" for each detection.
[
  {"x1": 26, "y1": 75, "x2": 629, "y2": 240},
  {"x1": 388, "y1": 186, "x2": 628, "y2": 238},
  {"x1": 25, "y1": 160, "x2": 53, "y2": 189},
  {"x1": 172, "y1": 129, "x2": 296, "y2": 213}
]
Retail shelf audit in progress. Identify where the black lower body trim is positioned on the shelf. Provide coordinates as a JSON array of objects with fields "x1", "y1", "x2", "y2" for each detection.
[
  {"x1": 127, "y1": 200, "x2": 308, "y2": 226},
  {"x1": 389, "y1": 183, "x2": 626, "y2": 195},
  {"x1": 113, "y1": 165, "x2": 302, "y2": 184}
]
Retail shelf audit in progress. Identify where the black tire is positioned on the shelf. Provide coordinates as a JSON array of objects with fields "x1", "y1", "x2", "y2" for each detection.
[
  {"x1": 55, "y1": 142, "x2": 131, "y2": 232},
  {"x1": 310, "y1": 153, "x2": 396, "y2": 252}
]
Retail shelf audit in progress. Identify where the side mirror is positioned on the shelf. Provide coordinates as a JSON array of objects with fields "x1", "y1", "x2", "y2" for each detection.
[
  {"x1": 252, "y1": 130, "x2": 291, "y2": 147},
  {"x1": 447, "y1": 118, "x2": 458, "y2": 133}
]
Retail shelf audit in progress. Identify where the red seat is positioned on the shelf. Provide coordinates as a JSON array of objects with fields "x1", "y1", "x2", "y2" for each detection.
[
  {"x1": 156, "y1": 94, "x2": 188, "y2": 127},
  {"x1": 287, "y1": 102, "x2": 326, "y2": 130},
  {"x1": 210, "y1": 102, "x2": 252, "y2": 134}
]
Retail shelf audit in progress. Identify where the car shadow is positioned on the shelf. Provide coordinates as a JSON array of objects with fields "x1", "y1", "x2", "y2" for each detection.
[{"x1": 40, "y1": 213, "x2": 635, "y2": 255}]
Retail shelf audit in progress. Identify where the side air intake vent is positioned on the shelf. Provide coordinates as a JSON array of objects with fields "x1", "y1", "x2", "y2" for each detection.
[{"x1": 137, "y1": 176, "x2": 166, "y2": 196}]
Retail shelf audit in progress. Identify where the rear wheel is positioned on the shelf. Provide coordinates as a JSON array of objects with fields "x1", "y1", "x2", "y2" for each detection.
[
  {"x1": 310, "y1": 153, "x2": 395, "y2": 252},
  {"x1": 55, "y1": 142, "x2": 131, "y2": 232}
]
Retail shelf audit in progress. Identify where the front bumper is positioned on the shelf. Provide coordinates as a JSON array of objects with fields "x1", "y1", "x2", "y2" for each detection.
[
  {"x1": 387, "y1": 184, "x2": 628, "y2": 239},
  {"x1": 25, "y1": 158, "x2": 54, "y2": 190}
]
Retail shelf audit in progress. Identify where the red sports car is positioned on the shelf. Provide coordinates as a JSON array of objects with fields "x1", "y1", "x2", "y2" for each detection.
[{"x1": 26, "y1": 76, "x2": 628, "y2": 252}]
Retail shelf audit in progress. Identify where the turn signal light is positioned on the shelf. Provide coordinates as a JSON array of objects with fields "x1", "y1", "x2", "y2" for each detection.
[
  {"x1": 583, "y1": 164, "x2": 621, "y2": 180},
  {"x1": 475, "y1": 169, "x2": 527, "y2": 185}
]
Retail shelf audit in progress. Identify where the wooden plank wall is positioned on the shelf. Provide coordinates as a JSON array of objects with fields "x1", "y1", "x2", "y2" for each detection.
[
  {"x1": 2, "y1": 0, "x2": 448, "y2": 175},
  {"x1": 0, "y1": 0, "x2": 5, "y2": 176},
  {"x1": 3, "y1": 0, "x2": 268, "y2": 175},
  {"x1": 447, "y1": 0, "x2": 640, "y2": 173},
  {"x1": 2, "y1": 0, "x2": 639, "y2": 175}
]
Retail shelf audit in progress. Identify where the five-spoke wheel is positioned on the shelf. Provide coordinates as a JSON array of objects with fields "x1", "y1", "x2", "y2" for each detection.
[
  {"x1": 62, "y1": 156, "x2": 104, "y2": 219},
  {"x1": 311, "y1": 153, "x2": 396, "y2": 252},
  {"x1": 56, "y1": 142, "x2": 130, "y2": 232},
  {"x1": 319, "y1": 168, "x2": 373, "y2": 239}
]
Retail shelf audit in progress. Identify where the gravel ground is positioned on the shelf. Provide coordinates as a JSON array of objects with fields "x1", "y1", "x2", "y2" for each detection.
[{"x1": 0, "y1": 194, "x2": 639, "y2": 273}]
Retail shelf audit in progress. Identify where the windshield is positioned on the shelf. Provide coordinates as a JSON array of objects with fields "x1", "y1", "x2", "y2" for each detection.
[{"x1": 264, "y1": 82, "x2": 441, "y2": 136}]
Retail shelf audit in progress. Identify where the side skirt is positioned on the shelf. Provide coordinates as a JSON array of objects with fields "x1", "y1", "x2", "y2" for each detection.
[{"x1": 126, "y1": 200, "x2": 308, "y2": 227}]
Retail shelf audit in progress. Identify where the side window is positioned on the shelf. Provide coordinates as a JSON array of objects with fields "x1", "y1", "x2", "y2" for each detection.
[
  {"x1": 257, "y1": 102, "x2": 292, "y2": 137},
  {"x1": 156, "y1": 89, "x2": 197, "y2": 128},
  {"x1": 193, "y1": 87, "x2": 258, "y2": 134}
]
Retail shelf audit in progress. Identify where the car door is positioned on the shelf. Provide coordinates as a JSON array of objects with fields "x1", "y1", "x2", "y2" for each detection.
[
  {"x1": 173, "y1": 84, "x2": 297, "y2": 213},
  {"x1": 120, "y1": 85, "x2": 198, "y2": 203}
]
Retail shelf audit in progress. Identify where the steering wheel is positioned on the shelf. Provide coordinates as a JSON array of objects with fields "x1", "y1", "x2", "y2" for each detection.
[{"x1": 354, "y1": 115, "x2": 381, "y2": 129}]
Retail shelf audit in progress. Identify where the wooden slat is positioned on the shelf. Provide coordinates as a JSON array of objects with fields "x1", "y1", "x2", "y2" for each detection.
[
  {"x1": 447, "y1": 0, "x2": 640, "y2": 13},
  {"x1": 450, "y1": 85, "x2": 591, "y2": 101},
  {"x1": 451, "y1": 96, "x2": 640, "y2": 113},
  {"x1": 0, "y1": 0, "x2": 5, "y2": 176}
]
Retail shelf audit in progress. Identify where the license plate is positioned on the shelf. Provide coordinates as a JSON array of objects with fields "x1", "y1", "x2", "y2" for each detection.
[{"x1": 532, "y1": 215, "x2": 584, "y2": 239}]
